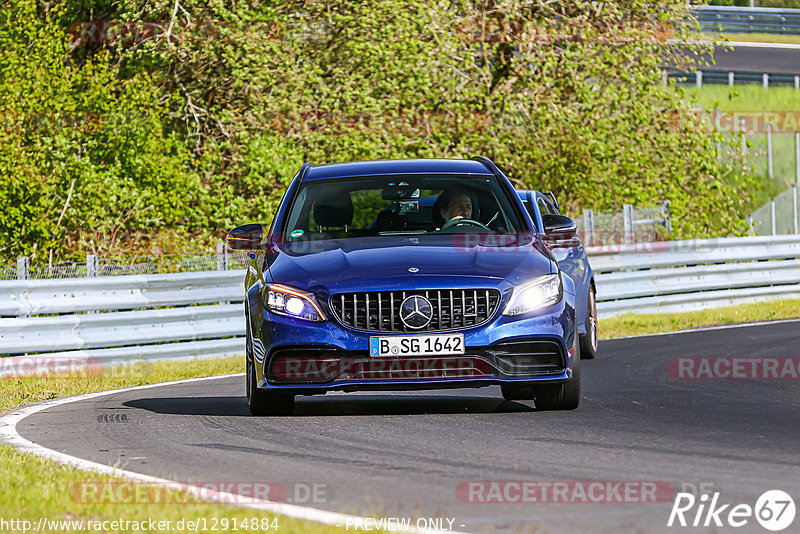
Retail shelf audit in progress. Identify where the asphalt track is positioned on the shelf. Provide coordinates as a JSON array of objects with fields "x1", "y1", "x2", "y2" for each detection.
[
  {"x1": 684, "y1": 43, "x2": 800, "y2": 74},
  {"x1": 15, "y1": 321, "x2": 800, "y2": 533}
]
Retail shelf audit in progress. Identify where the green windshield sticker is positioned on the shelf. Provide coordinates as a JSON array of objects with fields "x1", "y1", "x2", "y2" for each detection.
[{"x1": 290, "y1": 229, "x2": 304, "y2": 238}]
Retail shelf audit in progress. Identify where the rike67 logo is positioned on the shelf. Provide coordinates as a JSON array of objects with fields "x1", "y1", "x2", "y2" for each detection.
[{"x1": 668, "y1": 490, "x2": 796, "y2": 531}]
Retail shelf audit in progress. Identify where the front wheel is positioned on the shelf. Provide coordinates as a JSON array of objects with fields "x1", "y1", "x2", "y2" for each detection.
[
  {"x1": 579, "y1": 286, "x2": 598, "y2": 359},
  {"x1": 246, "y1": 325, "x2": 294, "y2": 416},
  {"x1": 501, "y1": 343, "x2": 581, "y2": 411}
]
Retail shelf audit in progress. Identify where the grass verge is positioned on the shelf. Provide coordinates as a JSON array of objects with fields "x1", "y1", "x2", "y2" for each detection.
[
  {"x1": 0, "y1": 356, "x2": 346, "y2": 533},
  {"x1": 698, "y1": 32, "x2": 800, "y2": 46},
  {"x1": 600, "y1": 297, "x2": 800, "y2": 339}
]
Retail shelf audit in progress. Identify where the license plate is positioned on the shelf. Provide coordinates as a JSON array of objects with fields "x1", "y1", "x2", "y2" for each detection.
[{"x1": 369, "y1": 334, "x2": 465, "y2": 357}]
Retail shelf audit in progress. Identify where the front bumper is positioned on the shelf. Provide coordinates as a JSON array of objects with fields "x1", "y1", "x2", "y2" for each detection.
[{"x1": 254, "y1": 296, "x2": 576, "y2": 394}]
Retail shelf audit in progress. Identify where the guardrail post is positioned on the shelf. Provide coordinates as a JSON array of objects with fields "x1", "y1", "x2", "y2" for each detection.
[
  {"x1": 696, "y1": 70, "x2": 703, "y2": 88},
  {"x1": 17, "y1": 256, "x2": 29, "y2": 280},
  {"x1": 771, "y1": 199, "x2": 777, "y2": 236},
  {"x1": 793, "y1": 185, "x2": 799, "y2": 235},
  {"x1": 86, "y1": 254, "x2": 97, "y2": 277},
  {"x1": 729, "y1": 72, "x2": 734, "y2": 87},
  {"x1": 762, "y1": 73, "x2": 769, "y2": 89},
  {"x1": 767, "y1": 123, "x2": 773, "y2": 179},
  {"x1": 623, "y1": 204, "x2": 634, "y2": 245},
  {"x1": 795, "y1": 76, "x2": 799, "y2": 91},
  {"x1": 583, "y1": 209, "x2": 594, "y2": 246}
]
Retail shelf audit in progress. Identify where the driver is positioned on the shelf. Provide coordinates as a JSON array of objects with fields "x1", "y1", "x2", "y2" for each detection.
[{"x1": 433, "y1": 188, "x2": 480, "y2": 229}]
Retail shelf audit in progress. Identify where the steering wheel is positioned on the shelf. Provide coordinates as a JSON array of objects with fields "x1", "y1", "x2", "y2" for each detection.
[{"x1": 439, "y1": 218, "x2": 491, "y2": 231}]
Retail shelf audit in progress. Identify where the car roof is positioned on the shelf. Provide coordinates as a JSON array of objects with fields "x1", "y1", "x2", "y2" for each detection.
[{"x1": 304, "y1": 159, "x2": 495, "y2": 181}]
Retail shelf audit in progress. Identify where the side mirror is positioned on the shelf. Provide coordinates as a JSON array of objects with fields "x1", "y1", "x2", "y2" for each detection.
[
  {"x1": 226, "y1": 224, "x2": 265, "y2": 250},
  {"x1": 542, "y1": 214, "x2": 577, "y2": 243}
]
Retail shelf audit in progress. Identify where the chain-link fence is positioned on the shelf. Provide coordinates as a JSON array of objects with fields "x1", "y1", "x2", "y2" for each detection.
[
  {"x1": 573, "y1": 202, "x2": 672, "y2": 246},
  {"x1": 2, "y1": 249, "x2": 253, "y2": 281},
  {"x1": 750, "y1": 185, "x2": 800, "y2": 235}
]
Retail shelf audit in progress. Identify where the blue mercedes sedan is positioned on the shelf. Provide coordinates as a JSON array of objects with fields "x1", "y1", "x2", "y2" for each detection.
[{"x1": 228, "y1": 157, "x2": 584, "y2": 415}]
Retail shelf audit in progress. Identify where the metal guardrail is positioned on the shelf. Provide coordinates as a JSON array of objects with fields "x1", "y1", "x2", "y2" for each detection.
[
  {"x1": 2, "y1": 235, "x2": 800, "y2": 373},
  {"x1": 589, "y1": 235, "x2": 800, "y2": 316},
  {"x1": 695, "y1": 6, "x2": 800, "y2": 35}
]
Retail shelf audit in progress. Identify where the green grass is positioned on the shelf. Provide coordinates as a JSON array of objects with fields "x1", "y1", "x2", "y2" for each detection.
[
  {"x1": 689, "y1": 85, "x2": 800, "y2": 113},
  {"x1": 600, "y1": 297, "x2": 800, "y2": 339},
  {"x1": 699, "y1": 32, "x2": 800, "y2": 45},
  {"x1": 684, "y1": 85, "x2": 800, "y2": 213},
  {"x1": 0, "y1": 356, "x2": 347, "y2": 533}
]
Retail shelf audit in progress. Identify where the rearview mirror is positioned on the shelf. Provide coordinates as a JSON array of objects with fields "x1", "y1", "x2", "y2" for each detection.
[
  {"x1": 382, "y1": 181, "x2": 420, "y2": 200},
  {"x1": 226, "y1": 224, "x2": 265, "y2": 250},
  {"x1": 542, "y1": 214, "x2": 577, "y2": 242}
]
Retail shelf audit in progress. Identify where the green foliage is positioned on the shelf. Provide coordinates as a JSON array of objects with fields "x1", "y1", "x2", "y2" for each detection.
[{"x1": 0, "y1": 0, "x2": 754, "y2": 259}]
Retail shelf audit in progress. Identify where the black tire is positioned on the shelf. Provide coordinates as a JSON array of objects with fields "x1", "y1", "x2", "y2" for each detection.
[
  {"x1": 246, "y1": 323, "x2": 294, "y2": 416},
  {"x1": 579, "y1": 286, "x2": 598, "y2": 360},
  {"x1": 502, "y1": 342, "x2": 581, "y2": 410}
]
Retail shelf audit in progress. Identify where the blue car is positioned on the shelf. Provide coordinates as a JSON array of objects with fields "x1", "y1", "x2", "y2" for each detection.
[{"x1": 228, "y1": 157, "x2": 587, "y2": 415}]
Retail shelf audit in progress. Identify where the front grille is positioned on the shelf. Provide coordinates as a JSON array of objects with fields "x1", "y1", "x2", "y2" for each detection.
[{"x1": 329, "y1": 289, "x2": 502, "y2": 333}]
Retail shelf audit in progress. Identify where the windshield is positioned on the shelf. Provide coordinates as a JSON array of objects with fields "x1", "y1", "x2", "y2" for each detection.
[{"x1": 281, "y1": 174, "x2": 526, "y2": 242}]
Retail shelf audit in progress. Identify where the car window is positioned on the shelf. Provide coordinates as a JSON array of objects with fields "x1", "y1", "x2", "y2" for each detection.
[{"x1": 282, "y1": 174, "x2": 524, "y2": 241}]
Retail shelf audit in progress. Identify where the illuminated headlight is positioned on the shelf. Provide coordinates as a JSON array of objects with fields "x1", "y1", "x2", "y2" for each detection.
[
  {"x1": 503, "y1": 274, "x2": 562, "y2": 316},
  {"x1": 265, "y1": 284, "x2": 326, "y2": 322}
]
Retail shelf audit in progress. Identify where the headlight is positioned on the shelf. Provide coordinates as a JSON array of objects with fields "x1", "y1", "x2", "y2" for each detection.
[
  {"x1": 265, "y1": 284, "x2": 326, "y2": 322},
  {"x1": 503, "y1": 274, "x2": 562, "y2": 316}
]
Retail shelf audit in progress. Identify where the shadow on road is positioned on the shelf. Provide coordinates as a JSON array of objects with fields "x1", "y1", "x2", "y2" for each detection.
[{"x1": 124, "y1": 394, "x2": 535, "y2": 417}]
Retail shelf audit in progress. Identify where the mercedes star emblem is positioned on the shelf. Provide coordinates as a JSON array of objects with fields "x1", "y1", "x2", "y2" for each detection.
[{"x1": 399, "y1": 295, "x2": 433, "y2": 329}]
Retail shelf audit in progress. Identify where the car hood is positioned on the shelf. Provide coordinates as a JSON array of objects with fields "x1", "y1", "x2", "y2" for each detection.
[{"x1": 266, "y1": 234, "x2": 554, "y2": 294}]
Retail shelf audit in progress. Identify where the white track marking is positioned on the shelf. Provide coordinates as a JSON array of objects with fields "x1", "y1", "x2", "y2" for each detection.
[
  {"x1": 0, "y1": 374, "x2": 466, "y2": 534},
  {"x1": 606, "y1": 316, "x2": 800, "y2": 340}
]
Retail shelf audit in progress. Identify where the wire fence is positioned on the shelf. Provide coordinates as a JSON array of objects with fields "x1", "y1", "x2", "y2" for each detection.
[
  {"x1": 750, "y1": 184, "x2": 800, "y2": 234},
  {"x1": 574, "y1": 203, "x2": 672, "y2": 246},
  {"x1": 1, "y1": 250, "x2": 252, "y2": 281}
]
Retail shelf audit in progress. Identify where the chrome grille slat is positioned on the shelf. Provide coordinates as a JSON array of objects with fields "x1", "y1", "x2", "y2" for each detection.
[{"x1": 330, "y1": 289, "x2": 501, "y2": 333}]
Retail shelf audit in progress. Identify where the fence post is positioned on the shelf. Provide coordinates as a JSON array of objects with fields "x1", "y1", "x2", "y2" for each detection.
[
  {"x1": 696, "y1": 70, "x2": 703, "y2": 88},
  {"x1": 767, "y1": 123, "x2": 773, "y2": 179},
  {"x1": 771, "y1": 199, "x2": 776, "y2": 236},
  {"x1": 216, "y1": 242, "x2": 228, "y2": 271},
  {"x1": 741, "y1": 118, "x2": 747, "y2": 168},
  {"x1": 661, "y1": 200, "x2": 672, "y2": 235},
  {"x1": 17, "y1": 256, "x2": 29, "y2": 280},
  {"x1": 728, "y1": 72, "x2": 734, "y2": 87},
  {"x1": 794, "y1": 185, "x2": 799, "y2": 235},
  {"x1": 715, "y1": 108, "x2": 721, "y2": 162},
  {"x1": 796, "y1": 131, "x2": 800, "y2": 185},
  {"x1": 86, "y1": 254, "x2": 97, "y2": 277},
  {"x1": 623, "y1": 204, "x2": 634, "y2": 245},
  {"x1": 583, "y1": 209, "x2": 594, "y2": 246}
]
